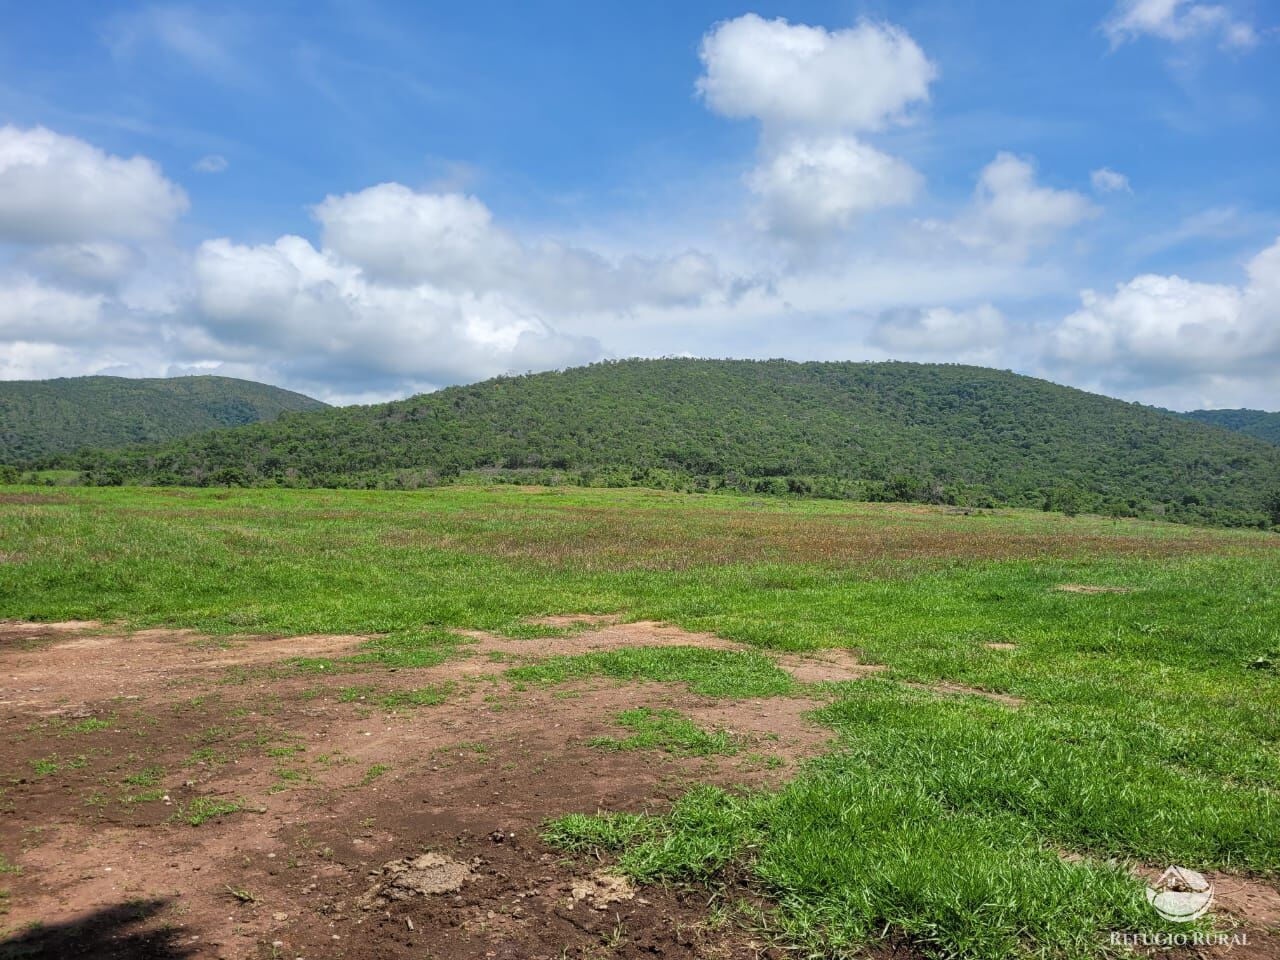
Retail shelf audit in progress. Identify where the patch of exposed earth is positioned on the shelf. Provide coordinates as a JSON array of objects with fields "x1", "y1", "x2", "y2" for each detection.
[{"x1": 0, "y1": 618, "x2": 844, "y2": 959}]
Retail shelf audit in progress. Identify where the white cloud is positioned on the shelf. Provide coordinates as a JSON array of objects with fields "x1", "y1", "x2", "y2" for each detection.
[
  {"x1": 1091, "y1": 167, "x2": 1132, "y2": 194},
  {"x1": 696, "y1": 14, "x2": 934, "y2": 244},
  {"x1": 746, "y1": 136, "x2": 921, "y2": 239},
  {"x1": 192, "y1": 234, "x2": 602, "y2": 390},
  {"x1": 1103, "y1": 0, "x2": 1257, "y2": 49},
  {"x1": 1050, "y1": 235, "x2": 1280, "y2": 402},
  {"x1": 194, "y1": 154, "x2": 228, "y2": 173},
  {"x1": 314, "y1": 182, "x2": 726, "y2": 311},
  {"x1": 0, "y1": 126, "x2": 188, "y2": 244},
  {"x1": 697, "y1": 14, "x2": 935, "y2": 132},
  {"x1": 0, "y1": 276, "x2": 105, "y2": 341},
  {"x1": 24, "y1": 242, "x2": 141, "y2": 287},
  {"x1": 869, "y1": 304, "x2": 1007, "y2": 360},
  {"x1": 955, "y1": 153, "x2": 1098, "y2": 259}
]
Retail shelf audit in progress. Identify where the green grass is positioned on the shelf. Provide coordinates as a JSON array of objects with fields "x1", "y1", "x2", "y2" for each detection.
[
  {"x1": 544, "y1": 785, "x2": 1184, "y2": 960},
  {"x1": 589, "y1": 707, "x2": 739, "y2": 756},
  {"x1": 175, "y1": 796, "x2": 243, "y2": 826},
  {"x1": 509, "y1": 648, "x2": 794, "y2": 698},
  {"x1": 337, "y1": 682, "x2": 453, "y2": 709},
  {"x1": 121, "y1": 766, "x2": 165, "y2": 787},
  {"x1": 2, "y1": 484, "x2": 1278, "y2": 958}
]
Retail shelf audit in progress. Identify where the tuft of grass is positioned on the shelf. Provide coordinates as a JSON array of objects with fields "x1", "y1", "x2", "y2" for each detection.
[
  {"x1": 348, "y1": 629, "x2": 463, "y2": 669},
  {"x1": 377, "y1": 683, "x2": 453, "y2": 709},
  {"x1": 589, "y1": 707, "x2": 738, "y2": 757},
  {"x1": 29, "y1": 757, "x2": 59, "y2": 777},
  {"x1": 121, "y1": 766, "x2": 164, "y2": 787},
  {"x1": 541, "y1": 812, "x2": 655, "y2": 854},
  {"x1": 359, "y1": 763, "x2": 390, "y2": 786},
  {"x1": 508, "y1": 646, "x2": 794, "y2": 699},
  {"x1": 175, "y1": 796, "x2": 243, "y2": 826},
  {"x1": 27, "y1": 754, "x2": 85, "y2": 777},
  {"x1": 224, "y1": 884, "x2": 258, "y2": 904}
]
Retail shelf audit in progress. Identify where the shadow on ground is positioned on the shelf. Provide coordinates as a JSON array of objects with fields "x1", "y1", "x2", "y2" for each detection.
[{"x1": 0, "y1": 899, "x2": 193, "y2": 960}]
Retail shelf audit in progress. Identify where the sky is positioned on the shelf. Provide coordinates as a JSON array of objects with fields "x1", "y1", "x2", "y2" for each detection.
[{"x1": 0, "y1": 0, "x2": 1277, "y2": 410}]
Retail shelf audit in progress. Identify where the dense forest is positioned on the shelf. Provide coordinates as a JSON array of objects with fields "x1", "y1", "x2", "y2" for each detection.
[
  {"x1": 1178, "y1": 408, "x2": 1280, "y2": 447},
  {"x1": 0, "y1": 375, "x2": 326, "y2": 463},
  {"x1": 20, "y1": 360, "x2": 1280, "y2": 528}
]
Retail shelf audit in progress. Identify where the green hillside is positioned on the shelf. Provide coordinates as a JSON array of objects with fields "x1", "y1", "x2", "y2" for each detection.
[
  {"x1": 55, "y1": 360, "x2": 1280, "y2": 528},
  {"x1": 1179, "y1": 408, "x2": 1280, "y2": 446},
  {"x1": 0, "y1": 375, "x2": 327, "y2": 463}
]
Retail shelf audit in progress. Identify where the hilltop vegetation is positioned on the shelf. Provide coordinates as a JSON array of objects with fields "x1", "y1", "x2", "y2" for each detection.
[
  {"x1": 50, "y1": 360, "x2": 1280, "y2": 528},
  {"x1": 0, "y1": 375, "x2": 326, "y2": 464},
  {"x1": 1180, "y1": 408, "x2": 1280, "y2": 446}
]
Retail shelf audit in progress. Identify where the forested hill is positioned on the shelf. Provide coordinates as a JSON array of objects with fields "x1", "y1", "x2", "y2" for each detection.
[
  {"x1": 0, "y1": 375, "x2": 327, "y2": 463},
  {"x1": 50, "y1": 360, "x2": 1280, "y2": 527},
  {"x1": 1179, "y1": 409, "x2": 1280, "y2": 447}
]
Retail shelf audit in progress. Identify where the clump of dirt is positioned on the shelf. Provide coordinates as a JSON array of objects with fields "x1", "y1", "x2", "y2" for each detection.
[
  {"x1": 569, "y1": 870, "x2": 635, "y2": 910},
  {"x1": 359, "y1": 852, "x2": 474, "y2": 907},
  {"x1": 1054, "y1": 583, "x2": 1135, "y2": 594}
]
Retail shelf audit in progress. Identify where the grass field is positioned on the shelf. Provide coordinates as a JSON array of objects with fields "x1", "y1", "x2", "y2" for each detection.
[{"x1": 1, "y1": 485, "x2": 1278, "y2": 959}]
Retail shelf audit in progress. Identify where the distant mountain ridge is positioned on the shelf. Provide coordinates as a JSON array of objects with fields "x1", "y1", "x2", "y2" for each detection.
[
  {"x1": 1178, "y1": 408, "x2": 1280, "y2": 447},
  {"x1": 0, "y1": 375, "x2": 327, "y2": 464},
  {"x1": 54, "y1": 359, "x2": 1280, "y2": 528}
]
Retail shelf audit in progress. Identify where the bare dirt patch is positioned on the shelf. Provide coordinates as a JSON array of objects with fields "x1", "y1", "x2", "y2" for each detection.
[
  {"x1": 774, "y1": 649, "x2": 887, "y2": 683},
  {"x1": 455, "y1": 619, "x2": 743, "y2": 660},
  {"x1": 0, "y1": 625, "x2": 371, "y2": 712},
  {"x1": 521, "y1": 613, "x2": 619, "y2": 628},
  {"x1": 0, "y1": 621, "x2": 818, "y2": 959},
  {"x1": 984, "y1": 642, "x2": 1018, "y2": 651}
]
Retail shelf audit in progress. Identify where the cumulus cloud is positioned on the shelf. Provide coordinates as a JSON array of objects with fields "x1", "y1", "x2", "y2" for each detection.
[
  {"x1": 0, "y1": 276, "x2": 105, "y2": 341},
  {"x1": 869, "y1": 304, "x2": 1007, "y2": 361},
  {"x1": 191, "y1": 234, "x2": 602, "y2": 390},
  {"x1": 955, "y1": 153, "x2": 1097, "y2": 259},
  {"x1": 23, "y1": 242, "x2": 141, "y2": 288},
  {"x1": 746, "y1": 136, "x2": 921, "y2": 238},
  {"x1": 697, "y1": 14, "x2": 935, "y2": 132},
  {"x1": 314, "y1": 182, "x2": 725, "y2": 311},
  {"x1": 0, "y1": 122, "x2": 737, "y2": 399},
  {"x1": 194, "y1": 154, "x2": 228, "y2": 173},
  {"x1": 1091, "y1": 167, "x2": 1132, "y2": 194},
  {"x1": 0, "y1": 126, "x2": 188, "y2": 244},
  {"x1": 696, "y1": 15, "x2": 934, "y2": 242},
  {"x1": 1103, "y1": 0, "x2": 1257, "y2": 49},
  {"x1": 1050, "y1": 235, "x2": 1280, "y2": 401}
]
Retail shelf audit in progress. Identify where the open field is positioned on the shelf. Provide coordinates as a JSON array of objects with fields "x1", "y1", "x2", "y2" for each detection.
[{"x1": 1, "y1": 485, "x2": 1278, "y2": 959}]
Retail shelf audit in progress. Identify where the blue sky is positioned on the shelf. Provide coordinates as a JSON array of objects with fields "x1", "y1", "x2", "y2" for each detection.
[{"x1": 0, "y1": 1, "x2": 1276, "y2": 408}]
